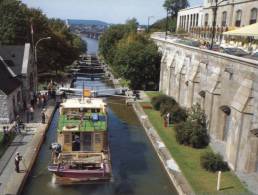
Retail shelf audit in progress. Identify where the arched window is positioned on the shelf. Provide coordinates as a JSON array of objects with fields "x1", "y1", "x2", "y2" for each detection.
[
  {"x1": 250, "y1": 8, "x2": 257, "y2": 24},
  {"x1": 222, "y1": 11, "x2": 227, "y2": 27},
  {"x1": 235, "y1": 10, "x2": 242, "y2": 27},
  {"x1": 204, "y1": 13, "x2": 209, "y2": 26}
]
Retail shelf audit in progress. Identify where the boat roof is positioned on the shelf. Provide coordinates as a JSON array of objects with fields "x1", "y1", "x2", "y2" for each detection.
[{"x1": 61, "y1": 98, "x2": 106, "y2": 109}]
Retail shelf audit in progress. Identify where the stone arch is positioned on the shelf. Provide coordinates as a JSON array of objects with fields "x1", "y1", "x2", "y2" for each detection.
[
  {"x1": 219, "y1": 105, "x2": 232, "y2": 141},
  {"x1": 198, "y1": 90, "x2": 205, "y2": 110}
]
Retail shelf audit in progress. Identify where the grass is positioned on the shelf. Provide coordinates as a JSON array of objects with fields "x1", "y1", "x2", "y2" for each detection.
[{"x1": 141, "y1": 92, "x2": 248, "y2": 194}]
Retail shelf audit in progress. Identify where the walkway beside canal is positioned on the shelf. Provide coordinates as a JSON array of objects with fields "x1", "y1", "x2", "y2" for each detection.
[
  {"x1": 0, "y1": 101, "x2": 56, "y2": 195},
  {"x1": 132, "y1": 91, "x2": 194, "y2": 195}
]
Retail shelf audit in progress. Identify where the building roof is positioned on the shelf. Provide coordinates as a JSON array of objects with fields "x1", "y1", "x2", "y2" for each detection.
[
  {"x1": 0, "y1": 59, "x2": 21, "y2": 95},
  {"x1": 0, "y1": 43, "x2": 31, "y2": 76},
  {"x1": 61, "y1": 98, "x2": 106, "y2": 109}
]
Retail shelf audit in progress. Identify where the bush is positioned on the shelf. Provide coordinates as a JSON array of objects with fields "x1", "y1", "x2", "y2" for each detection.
[
  {"x1": 200, "y1": 151, "x2": 229, "y2": 172},
  {"x1": 151, "y1": 95, "x2": 176, "y2": 111},
  {"x1": 175, "y1": 104, "x2": 209, "y2": 148}
]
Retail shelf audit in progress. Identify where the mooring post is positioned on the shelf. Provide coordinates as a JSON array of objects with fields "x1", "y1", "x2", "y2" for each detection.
[{"x1": 217, "y1": 171, "x2": 221, "y2": 191}]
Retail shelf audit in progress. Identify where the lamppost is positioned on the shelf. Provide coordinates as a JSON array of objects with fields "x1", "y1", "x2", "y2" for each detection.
[
  {"x1": 147, "y1": 16, "x2": 154, "y2": 32},
  {"x1": 34, "y1": 37, "x2": 51, "y2": 92},
  {"x1": 165, "y1": 7, "x2": 169, "y2": 38},
  {"x1": 210, "y1": 0, "x2": 228, "y2": 49}
]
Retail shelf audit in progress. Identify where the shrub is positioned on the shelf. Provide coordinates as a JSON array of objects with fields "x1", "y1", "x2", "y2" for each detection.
[
  {"x1": 200, "y1": 151, "x2": 229, "y2": 172},
  {"x1": 151, "y1": 95, "x2": 176, "y2": 111},
  {"x1": 175, "y1": 104, "x2": 209, "y2": 148}
]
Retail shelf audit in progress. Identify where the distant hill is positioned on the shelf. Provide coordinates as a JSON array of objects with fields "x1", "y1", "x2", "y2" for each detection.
[{"x1": 67, "y1": 19, "x2": 108, "y2": 26}]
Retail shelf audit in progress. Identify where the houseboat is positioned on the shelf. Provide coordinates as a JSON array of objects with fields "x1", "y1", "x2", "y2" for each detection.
[{"x1": 48, "y1": 96, "x2": 111, "y2": 183}]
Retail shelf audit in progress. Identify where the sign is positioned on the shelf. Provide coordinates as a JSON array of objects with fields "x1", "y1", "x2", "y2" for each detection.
[{"x1": 83, "y1": 89, "x2": 91, "y2": 97}]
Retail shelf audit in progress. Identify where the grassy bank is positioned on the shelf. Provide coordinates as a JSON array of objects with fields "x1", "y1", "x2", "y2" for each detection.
[{"x1": 140, "y1": 91, "x2": 247, "y2": 194}]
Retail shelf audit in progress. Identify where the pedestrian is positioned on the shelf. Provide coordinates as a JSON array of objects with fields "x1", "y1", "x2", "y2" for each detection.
[
  {"x1": 41, "y1": 109, "x2": 46, "y2": 124},
  {"x1": 14, "y1": 152, "x2": 22, "y2": 173},
  {"x1": 15, "y1": 121, "x2": 21, "y2": 134},
  {"x1": 29, "y1": 105, "x2": 34, "y2": 121}
]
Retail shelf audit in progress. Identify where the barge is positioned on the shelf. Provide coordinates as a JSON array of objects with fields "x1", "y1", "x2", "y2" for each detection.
[{"x1": 48, "y1": 96, "x2": 111, "y2": 183}]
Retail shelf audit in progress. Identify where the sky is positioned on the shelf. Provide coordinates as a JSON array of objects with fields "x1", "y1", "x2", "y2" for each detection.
[{"x1": 21, "y1": 0, "x2": 202, "y2": 25}]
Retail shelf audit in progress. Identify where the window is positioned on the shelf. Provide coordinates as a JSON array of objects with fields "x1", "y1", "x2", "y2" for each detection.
[
  {"x1": 222, "y1": 11, "x2": 227, "y2": 27},
  {"x1": 64, "y1": 134, "x2": 70, "y2": 144},
  {"x1": 205, "y1": 13, "x2": 209, "y2": 26},
  {"x1": 95, "y1": 133, "x2": 102, "y2": 144},
  {"x1": 250, "y1": 8, "x2": 257, "y2": 24},
  {"x1": 235, "y1": 10, "x2": 242, "y2": 27}
]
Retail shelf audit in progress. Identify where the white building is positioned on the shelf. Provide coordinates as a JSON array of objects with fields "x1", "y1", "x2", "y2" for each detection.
[
  {"x1": 177, "y1": 6, "x2": 203, "y2": 32},
  {"x1": 177, "y1": 0, "x2": 258, "y2": 31},
  {"x1": 202, "y1": 0, "x2": 258, "y2": 28}
]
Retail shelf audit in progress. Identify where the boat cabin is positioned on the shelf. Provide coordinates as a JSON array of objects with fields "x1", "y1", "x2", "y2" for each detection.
[{"x1": 57, "y1": 98, "x2": 108, "y2": 153}]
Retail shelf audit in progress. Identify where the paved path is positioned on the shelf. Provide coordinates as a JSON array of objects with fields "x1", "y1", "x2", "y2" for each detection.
[{"x1": 0, "y1": 100, "x2": 56, "y2": 195}]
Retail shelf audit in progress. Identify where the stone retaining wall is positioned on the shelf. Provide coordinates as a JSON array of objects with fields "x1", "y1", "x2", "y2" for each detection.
[{"x1": 151, "y1": 34, "x2": 258, "y2": 174}]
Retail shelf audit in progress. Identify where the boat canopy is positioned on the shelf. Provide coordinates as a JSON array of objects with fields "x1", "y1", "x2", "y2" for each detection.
[{"x1": 61, "y1": 98, "x2": 106, "y2": 109}]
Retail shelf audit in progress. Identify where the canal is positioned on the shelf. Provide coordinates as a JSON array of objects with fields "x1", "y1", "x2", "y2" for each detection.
[{"x1": 21, "y1": 36, "x2": 177, "y2": 195}]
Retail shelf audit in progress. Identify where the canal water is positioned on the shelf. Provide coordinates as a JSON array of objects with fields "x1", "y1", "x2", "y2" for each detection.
[{"x1": 21, "y1": 37, "x2": 177, "y2": 195}]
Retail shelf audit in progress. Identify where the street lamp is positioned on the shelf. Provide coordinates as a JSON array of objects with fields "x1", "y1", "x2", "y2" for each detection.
[
  {"x1": 147, "y1": 16, "x2": 154, "y2": 32},
  {"x1": 35, "y1": 37, "x2": 51, "y2": 63},
  {"x1": 210, "y1": 0, "x2": 228, "y2": 49},
  {"x1": 34, "y1": 37, "x2": 51, "y2": 92},
  {"x1": 166, "y1": 7, "x2": 169, "y2": 38}
]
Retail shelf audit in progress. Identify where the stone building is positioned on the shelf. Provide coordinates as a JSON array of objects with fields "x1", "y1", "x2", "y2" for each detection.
[
  {"x1": 0, "y1": 43, "x2": 36, "y2": 123},
  {"x1": 0, "y1": 59, "x2": 22, "y2": 123},
  {"x1": 151, "y1": 34, "x2": 258, "y2": 176},
  {"x1": 202, "y1": 0, "x2": 258, "y2": 28},
  {"x1": 177, "y1": 6, "x2": 203, "y2": 32},
  {"x1": 177, "y1": 0, "x2": 258, "y2": 31}
]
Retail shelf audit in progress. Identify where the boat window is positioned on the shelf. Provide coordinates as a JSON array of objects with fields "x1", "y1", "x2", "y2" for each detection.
[
  {"x1": 95, "y1": 133, "x2": 102, "y2": 144},
  {"x1": 72, "y1": 132, "x2": 81, "y2": 151},
  {"x1": 96, "y1": 109, "x2": 100, "y2": 113},
  {"x1": 64, "y1": 134, "x2": 70, "y2": 144}
]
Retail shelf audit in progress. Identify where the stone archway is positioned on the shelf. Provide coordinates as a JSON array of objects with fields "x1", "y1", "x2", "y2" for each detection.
[
  {"x1": 219, "y1": 105, "x2": 231, "y2": 141},
  {"x1": 198, "y1": 90, "x2": 205, "y2": 110}
]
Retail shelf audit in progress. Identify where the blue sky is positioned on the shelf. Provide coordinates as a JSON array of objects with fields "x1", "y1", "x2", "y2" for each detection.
[{"x1": 21, "y1": 0, "x2": 202, "y2": 25}]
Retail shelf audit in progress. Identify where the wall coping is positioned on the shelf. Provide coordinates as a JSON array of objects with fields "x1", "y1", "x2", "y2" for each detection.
[{"x1": 151, "y1": 35, "x2": 258, "y2": 69}]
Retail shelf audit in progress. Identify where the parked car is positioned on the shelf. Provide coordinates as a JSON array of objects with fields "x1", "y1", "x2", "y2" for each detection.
[
  {"x1": 244, "y1": 51, "x2": 258, "y2": 61},
  {"x1": 220, "y1": 47, "x2": 249, "y2": 57}
]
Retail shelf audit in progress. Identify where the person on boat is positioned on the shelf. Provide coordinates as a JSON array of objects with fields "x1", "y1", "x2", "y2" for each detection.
[{"x1": 14, "y1": 152, "x2": 22, "y2": 173}]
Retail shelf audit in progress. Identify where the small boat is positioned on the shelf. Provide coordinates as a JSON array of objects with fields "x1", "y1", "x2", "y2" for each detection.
[{"x1": 48, "y1": 97, "x2": 111, "y2": 183}]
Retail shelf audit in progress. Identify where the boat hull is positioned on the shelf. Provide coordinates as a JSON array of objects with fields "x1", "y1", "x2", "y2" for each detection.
[{"x1": 48, "y1": 164, "x2": 111, "y2": 181}]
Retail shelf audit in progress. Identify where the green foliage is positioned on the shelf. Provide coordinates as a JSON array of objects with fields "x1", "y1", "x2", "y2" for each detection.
[
  {"x1": 175, "y1": 104, "x2": 209, "y2": 148},
  {"x1": 150, "y1": 17, "x2": 177, "y2": 32},
  {"x1": 200, "y1": 151, "x2": 229, "y2": 172},
  {"x1": 100, "y1": 19, "x2": 161, "y2": 90},
  {"x1": 163, "y1": 0, "x2": 189, "y2": 18},
  {"x1": 0, "y1": 0, "x2": 86, "y2": 73},
  {"x1": 151, "y1": 95, "x2": 174, "y2": 111}
]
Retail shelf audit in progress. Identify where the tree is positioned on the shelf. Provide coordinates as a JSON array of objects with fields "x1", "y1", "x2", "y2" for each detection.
[
  {"x1": 112, "y1": 33, "x2": 161, "y2": 90},
  {"x1": 0, "y1": 0, "x2": 29, "y2": 44},
  {"x1": 163, "y1": 0, "x2": 189, "y2": 18},
  {"x1": 0, "y1": 1, "x2": 86, "y2": 74}
]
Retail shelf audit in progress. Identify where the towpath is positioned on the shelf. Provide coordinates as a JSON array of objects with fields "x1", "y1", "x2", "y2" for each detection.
[{"x1": 0, "y1": 100, "x2": 56, "y2": 195}]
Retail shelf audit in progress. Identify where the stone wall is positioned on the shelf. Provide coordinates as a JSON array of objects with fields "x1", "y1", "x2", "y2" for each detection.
[
  {"x1": 152, "y1": 34, "x2": 258, "y2": 174},
  {"x1": 0, "y1": 88, "x2": 22, "y2": 124}
]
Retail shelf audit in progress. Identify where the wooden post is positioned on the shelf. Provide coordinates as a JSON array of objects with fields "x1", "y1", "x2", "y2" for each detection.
[{"x1": 217, "y1": 171, "x2": 221, "y2": 191}]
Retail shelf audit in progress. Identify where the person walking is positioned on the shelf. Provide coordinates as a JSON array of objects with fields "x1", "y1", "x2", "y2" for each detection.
[
  {"x1": 41, "y1": 109, "x2": 46, "y2": 124},
  {"x1": 14, "y1": 152, "x2": 22, "y2": 173},
  {"x1": 29, "y1": 105, "x2": 34, "y2": 122}
]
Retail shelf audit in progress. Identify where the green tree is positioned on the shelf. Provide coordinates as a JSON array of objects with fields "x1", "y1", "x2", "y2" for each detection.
[
  {"x1": 0, "y1": 1, "x2": 86, "y2": 74},
  {"x1": 112, "y1": 33, "x2": 161, "y2": 90},
  {"x1": 163, "y1": 0, "x2": 189, "y2": 18},
  {"x1": 0, "y1": 0, "x2": 28, "y2": 44}
]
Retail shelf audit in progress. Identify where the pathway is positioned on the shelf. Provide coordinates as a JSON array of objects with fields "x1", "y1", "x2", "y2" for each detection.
[{"x1": 0, "y1": 100, "x2": 56, "y2": 195}]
